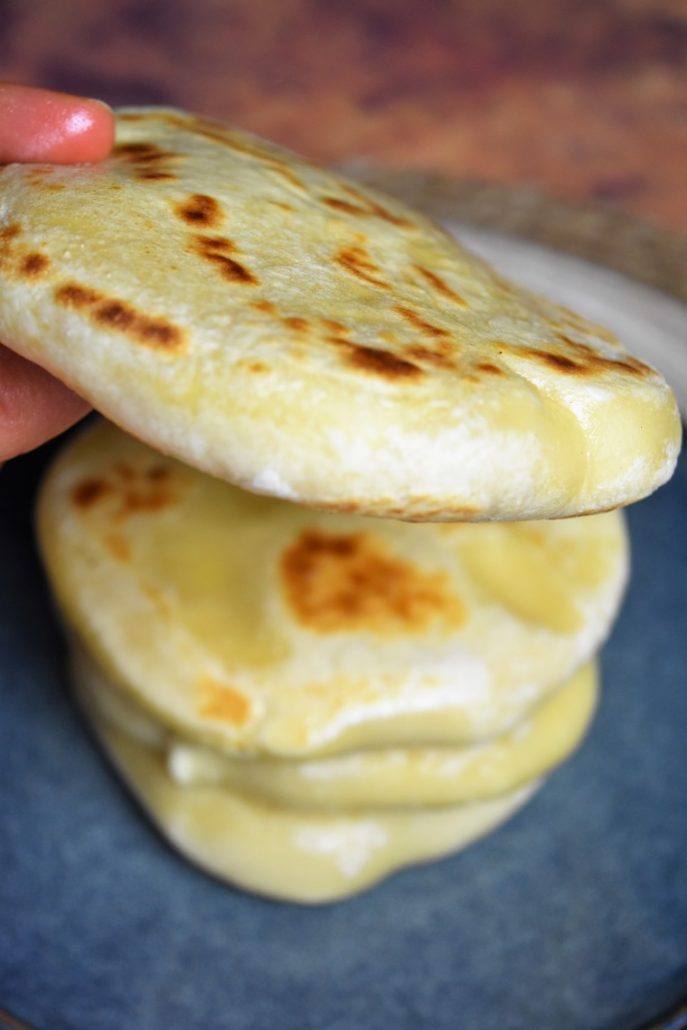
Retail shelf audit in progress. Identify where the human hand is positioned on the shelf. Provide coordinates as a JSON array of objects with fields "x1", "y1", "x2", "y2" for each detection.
[{"x1": 0, "y1": 84, "x2": 115, "y2": 462}]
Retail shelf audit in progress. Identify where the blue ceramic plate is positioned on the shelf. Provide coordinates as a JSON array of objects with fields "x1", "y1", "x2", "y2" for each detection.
[{"x1": 1, "y1": 236, "x2": 686, "y2": 1028}]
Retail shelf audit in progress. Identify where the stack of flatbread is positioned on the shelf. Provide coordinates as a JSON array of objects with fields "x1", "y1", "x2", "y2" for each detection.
[{"x1": 0, "y1": 109, "x2": 680, "y2": 902}]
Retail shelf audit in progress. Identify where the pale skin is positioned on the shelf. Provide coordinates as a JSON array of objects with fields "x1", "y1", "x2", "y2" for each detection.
[{"x1": 0, "y1": 84, "x2": 115, "y2": 462}]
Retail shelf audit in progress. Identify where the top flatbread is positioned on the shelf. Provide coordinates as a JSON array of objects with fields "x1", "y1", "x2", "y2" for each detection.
[{"x1": 0, "y1": 107, "x2": 680, "y2": 520}]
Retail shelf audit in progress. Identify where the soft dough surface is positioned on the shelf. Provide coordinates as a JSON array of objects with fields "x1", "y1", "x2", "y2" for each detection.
[
  {"x1": 38, "y1": 420, "x2": 626, "y2": 756},
  {"x1": 0, "y1": 107, "x2": 680, "y2": 520}
]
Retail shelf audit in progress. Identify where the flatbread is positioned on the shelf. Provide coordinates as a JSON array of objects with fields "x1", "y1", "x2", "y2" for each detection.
[
  {"x1": 73, "y1": 652, "x2": 537, "y2": 904},
  {"x1": 38, "y1": 419, "x2": 626, "y2": 757},
  {"x1": 75, "y1": 642, "x2": 597, "y2": 810},
  {"x1": 0, "y1": 107, "x2": 680, "y2": 520}
]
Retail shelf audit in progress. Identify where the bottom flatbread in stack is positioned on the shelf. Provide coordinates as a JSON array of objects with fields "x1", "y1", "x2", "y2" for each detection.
[{"x1": 37, "y1": 420, "x2": 626, "y2": 902}]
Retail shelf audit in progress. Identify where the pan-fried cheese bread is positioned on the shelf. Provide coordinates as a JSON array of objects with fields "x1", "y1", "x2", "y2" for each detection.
[
  {"x1": 72, "y1": 650, "x2": 539, "y2": 904},
  {"x1": 1, "y1": 107, "x2": 680, "y2": 521},
  {"x1": 75, "y1": 643, "x2": 597, "y2": 810},
  {"x1": 38, "y1": 420, "x2": 627, "y2": 757}
]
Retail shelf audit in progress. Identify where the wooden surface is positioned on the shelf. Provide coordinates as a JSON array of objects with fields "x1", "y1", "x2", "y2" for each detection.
[{"x1": 1, "y1": 0, "x2": 685, "y2": 231}]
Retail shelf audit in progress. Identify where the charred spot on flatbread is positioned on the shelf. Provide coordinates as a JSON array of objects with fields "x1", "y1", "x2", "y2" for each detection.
[
  {"x1": 197, "y1": 677, "x2": 252, "y2": 728},
  {"x1": 70, "y1": 459, "x2": 181, "y2": 522},
  {"x1": 414, "y1": 265, "x2": 469, "y2": 307},
  {"x1": 175, "y1": 193, "x2": 223, "y2": 227},
  {"x1": 280, "y1": 528, "x2": 465, "y2": 635},
  {"x1": 394, "y1": 305, "x2": 453, "y2": 341},
  {"x1": 71, "y1": 477, "x2": 112, "y2": 510},
  {"x1": 341, "y1": 342, "x2": 423, "y2": 380},
  {"x1": 114, "y1": 141, "x2": 182, "y2": 182},
  {"x1": 54, "y1": 282, "x2": 185, "y2": 352},
  {"x1": 334, "y1": 245, "x2": 389, "y2": 289}
]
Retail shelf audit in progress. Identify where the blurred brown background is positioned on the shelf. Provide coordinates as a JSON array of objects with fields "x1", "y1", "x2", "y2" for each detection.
[{"x1": 1, "y1": 0, "x2": 685, "y2": 230}]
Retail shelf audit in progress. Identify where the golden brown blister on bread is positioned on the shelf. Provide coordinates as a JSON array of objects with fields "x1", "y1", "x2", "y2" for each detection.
[{"x1": 0, "y1": 108, "x2": 680, "y2": 520}]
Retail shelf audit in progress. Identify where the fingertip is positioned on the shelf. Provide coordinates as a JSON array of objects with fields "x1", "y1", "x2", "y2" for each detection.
[
  {"x1": 60, "y1": 96, "x2": 116, "y2": 162},
  {"x1": 0, "y1": 83, "x2": 115, "y2": 163}
]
